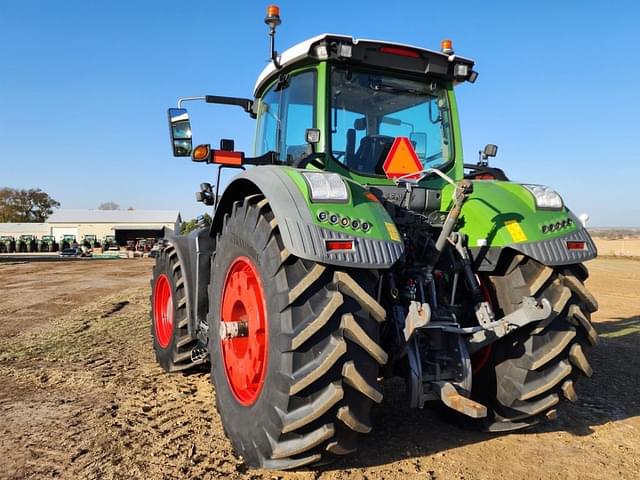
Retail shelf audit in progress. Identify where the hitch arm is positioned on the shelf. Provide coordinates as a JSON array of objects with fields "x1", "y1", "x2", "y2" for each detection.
[{"x1": 466, "y1": 297, "x2": 552, "y2": 353}]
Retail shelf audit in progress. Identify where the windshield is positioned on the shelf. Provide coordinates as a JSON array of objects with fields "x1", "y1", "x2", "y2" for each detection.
[{"x1": 330, "y1": 67, "x2": 453, "y2": 176}]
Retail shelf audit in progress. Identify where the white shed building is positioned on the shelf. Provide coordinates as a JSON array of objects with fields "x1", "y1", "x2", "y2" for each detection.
[{"x1": 46, "y1": 210, "x2": 182, "y2": 243}]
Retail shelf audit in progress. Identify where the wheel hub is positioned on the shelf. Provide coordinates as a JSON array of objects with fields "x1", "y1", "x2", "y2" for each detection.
[{"x1": 220, "y1": 256, "x2": 268, "y2": 406}]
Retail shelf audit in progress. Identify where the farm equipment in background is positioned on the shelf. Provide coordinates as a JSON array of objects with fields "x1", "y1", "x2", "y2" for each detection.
[
  {"x1": 17, "y1": 235, "x2": 38, "y2": 253},
  {"x1": 135, "y1": 238, "x2": 147, "y2": 252},
  {"x1": 126, "y1": 240, "x2": 136, "y2": 251},
  {"x1": 150, "y1": 6, "x2": 599, "y2": 470},
  {"x1": 38, "y1": 235, "x2": 58, "y2": 252},
  {"x1": 145, "y1": 237, "x2": 157, "y2": 252},
  {"x1": 102, "y1": 235, "x2": 119, "y2": 251},
  {"x1": 59, "y1": 234, "x2": 77, "y2": 251},
  {"x1": 0, "y1": 236, "x2": 16, "y2": 253},
  {"x1": 81, "y1": 234, "x2": 100, "y2": 249}
]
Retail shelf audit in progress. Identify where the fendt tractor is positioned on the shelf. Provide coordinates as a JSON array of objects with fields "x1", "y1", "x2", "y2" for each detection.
[
  {"x1": 17, "y1": 235, "x2": 38, "y2": 253},
  {"x1": 102, "y1": 235, "x2": 118, "y2": 251},
  {"x1": 151, "y1": 6, "x2": 599, "y2": 470},
  {"x1": 81, "y1": 234, "x2": 100, "y2": 250},
  {"x1": 59, "y1": 234, "x2": 77, "y2": 251},
  {"x1": 38, "y1": 235, "x2": 58, "y2": 252},
  {"x1": 0, "y1": 236, "x2": 16, "y2": 254}
]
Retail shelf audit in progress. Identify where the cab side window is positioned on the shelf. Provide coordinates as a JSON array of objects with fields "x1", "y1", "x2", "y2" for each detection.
[
  {"x1": 254, "y1": 87, "x2": 280, "y2": 156},
  {"x1": 253, "y1": 69, "x2": 316, "y2": 162}
]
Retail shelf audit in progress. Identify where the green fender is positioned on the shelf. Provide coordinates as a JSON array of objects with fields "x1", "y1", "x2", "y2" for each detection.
[
  {"x1": 211, "y1": 166, "x2": 404, "y2": 269},
  {"x1": 440, "y1": 180, "x2": 597, "y2": 270}
]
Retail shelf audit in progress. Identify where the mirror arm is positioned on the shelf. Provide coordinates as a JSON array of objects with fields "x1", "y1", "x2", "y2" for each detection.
[
  {"x1": 205, "y1": 95, "x2": 256, "y2": 118},
  {"x1": 177, "y1": 96, "x2": 206, "y2": 108}
]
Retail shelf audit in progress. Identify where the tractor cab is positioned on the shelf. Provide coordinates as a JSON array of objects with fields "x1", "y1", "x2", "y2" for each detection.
[
  {"x1": 251, "y1": 34, "x2": 476, "y2": 183},
  {"x1": 168, "y1": 23, "x2": 477, "y2": 196}
]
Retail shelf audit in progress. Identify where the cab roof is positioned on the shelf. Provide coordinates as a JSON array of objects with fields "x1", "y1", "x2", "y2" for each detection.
[{"x1": 253, "y1": 34, "x2": 476, "y2": 97}]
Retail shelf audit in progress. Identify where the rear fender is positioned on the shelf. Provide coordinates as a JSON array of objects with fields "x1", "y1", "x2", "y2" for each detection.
[
  {"x1": 211, "y1": 165, "x2": 403, "y2": 269},
  {"x1": 163, "y1": 227, "x2": 214, "y2": 339}
]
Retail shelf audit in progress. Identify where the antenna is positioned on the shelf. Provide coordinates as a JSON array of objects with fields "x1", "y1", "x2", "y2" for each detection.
[{"x1": 264, "y1": 5, "x2": 282, "y2": 69}]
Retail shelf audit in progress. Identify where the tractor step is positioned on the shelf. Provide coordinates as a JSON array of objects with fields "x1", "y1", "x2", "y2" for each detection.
[{"x1": 435, "y1": 381, "x2": 487, "y2": 418}]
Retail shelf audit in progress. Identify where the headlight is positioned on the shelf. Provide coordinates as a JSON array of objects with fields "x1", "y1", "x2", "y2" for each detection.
[
  {"x1": 302, "y1": 172, "x2": 349, "y2": 203},
  {"x1": 523, "y1": 184, "x2": 564, "y2": 210}
]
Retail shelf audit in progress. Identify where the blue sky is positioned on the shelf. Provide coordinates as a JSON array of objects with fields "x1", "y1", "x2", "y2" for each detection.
[{"x1": 1, "y1": 1, "x2": 638, "y2": 226}]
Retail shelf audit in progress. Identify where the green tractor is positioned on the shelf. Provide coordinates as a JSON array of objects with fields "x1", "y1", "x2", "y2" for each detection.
[
  {"x1": 151, "y1": 8, "x2": 598, "y2": 470},
  {"x1": 59, "y1": 234, "x2": 77, "y2": 251},
  {"x1": 0, "y1": 236, "x2": 16, "y2": 253},
  {"x1": 81, "y1": 234, "x2": 100, "y2": 249},
  {"x1": 38, "y1": 235, "x2": 58, "y2": 252},
  {"x1": 102, "y1": 234, "x2": 118, "y2": 251},
  {"x1": 17, "y1": 235, "x2": 38, "y2": 253}
]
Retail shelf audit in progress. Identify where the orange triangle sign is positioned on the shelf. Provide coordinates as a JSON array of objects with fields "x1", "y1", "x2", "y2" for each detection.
[{"x1": 382, "y1": 137, "x2": 423, "y2": 180}]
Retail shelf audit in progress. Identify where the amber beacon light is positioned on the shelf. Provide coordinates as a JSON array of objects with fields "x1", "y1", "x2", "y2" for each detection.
[
  {"x1": 440, "y1": 38, "x2": 453, "y2": 54},
  {"x1": 265, "y1": 5, "x2": 281, "y2": 27}
]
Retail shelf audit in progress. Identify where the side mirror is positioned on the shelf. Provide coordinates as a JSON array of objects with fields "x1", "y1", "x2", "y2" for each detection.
[{"x1": 167, "y1": 108, "x2": 193, "y2": 157}]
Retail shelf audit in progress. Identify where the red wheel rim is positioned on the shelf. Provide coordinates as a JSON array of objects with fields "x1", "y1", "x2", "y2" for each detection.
[
  {"x1": 153, "y1": 274, "x2": 174, "y2": 348},
  {"x1": 220, "y1": 256, "x2": 268, "y2": 406}
]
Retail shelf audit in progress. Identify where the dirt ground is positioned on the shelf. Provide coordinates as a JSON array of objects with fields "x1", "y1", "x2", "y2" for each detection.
[
  {"x1": 1, "y1": 257, "x2": 638, "y2": 480},
  {"x1": 594, "y1": 237, "x2": 640, "y2": 258}
]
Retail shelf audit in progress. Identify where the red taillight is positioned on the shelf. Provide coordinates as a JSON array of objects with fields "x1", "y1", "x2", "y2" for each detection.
[
  {"x1": 566, "y1": 241, "x2": 586, "y2": 251},
  {"x1": 326, "y1": 240, "x2": 354, "y2": 251},
  {"x1": 379, "y1": 46, "x2": 420, "y2": 58}
]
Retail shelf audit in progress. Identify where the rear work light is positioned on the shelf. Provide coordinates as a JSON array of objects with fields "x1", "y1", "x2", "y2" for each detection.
[
  {"x1": 566, "y1": 241, "x2": 586, "y2": 251},
  {"x1": 326, "y1": 240, "x2": 354, "y2": 252}
]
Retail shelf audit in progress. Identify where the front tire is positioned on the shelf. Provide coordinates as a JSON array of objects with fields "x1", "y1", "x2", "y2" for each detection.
[
  {"x1": 473, "y1": 255, "x2": 599, "y2": 430},
  {"x1": 208, "y1": 196, "x2": 387, "y2": 469},
  {"x1": 150, "y1": 245, "x2": 199, "y2": 372}
]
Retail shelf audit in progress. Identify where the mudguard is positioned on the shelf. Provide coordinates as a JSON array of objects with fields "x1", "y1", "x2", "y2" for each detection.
[
  {"x1": 211, "y1": 165, "x2": 404, "y2": 269},
  {"x1": 439, "y1": 180, "x2": 598, "y2": 271},
  {"x1": 163, "y1": 227, "x2": 214, "y2": 340}
]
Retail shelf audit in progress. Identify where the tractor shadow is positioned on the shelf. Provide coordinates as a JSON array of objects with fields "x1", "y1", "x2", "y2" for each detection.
[{"x1": 327, "y1": 315, "x2": 640, "y2": 470}]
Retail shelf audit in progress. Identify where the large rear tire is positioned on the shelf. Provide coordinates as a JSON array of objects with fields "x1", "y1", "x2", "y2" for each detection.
[
  {"x1": 473, "y1": 255, "x2": 599, "y2": 431},
  {"x1": 208, "y1": 195, "x2": 387, "y2": 469},
  {"x1": 150, "y1": 245, "x2": 200, "y2": 372}
]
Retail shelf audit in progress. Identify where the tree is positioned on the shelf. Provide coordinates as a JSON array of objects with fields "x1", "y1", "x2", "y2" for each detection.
[
  {"x1": 180, "y1": 213, "x2": 212, "y2": 234},
  {"x1": 0, "y1": 187, "x2": 60, "y2": 222},
  {"x1": 98, "y1": 201, "x2": 120, "y2": 210}
]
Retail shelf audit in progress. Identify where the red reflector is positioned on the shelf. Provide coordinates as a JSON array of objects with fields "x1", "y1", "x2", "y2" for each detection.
[
  {"x1": 326, "y1": 240, "x2": 354, "y2": 251},
  {"x1": 566, "y1": 241, "x2": 586, "y2": 251},
  {"x1": 379, "y1": 46, "x2": 420, "y2": 58},
  {"x1": 213, "y1": 150, "x2": 243, "y2": 166}
]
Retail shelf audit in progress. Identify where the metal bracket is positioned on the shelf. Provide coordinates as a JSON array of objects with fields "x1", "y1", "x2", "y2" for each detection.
[
  {"x1": 190, "y1": 344, "x2": 209, "y2": 364},
  {"x1": 467, "y1": 296, "x2": 552, "y2": 353},
  {"x1": 435, "y1": 381, "x2": 487, "y2": 418},
  {"x1": 403, "y1": 301, "x2": 431, "y2": 341}
]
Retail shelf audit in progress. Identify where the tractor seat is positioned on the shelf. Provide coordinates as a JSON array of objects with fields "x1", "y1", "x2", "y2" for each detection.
[{"x1": 349, "y1": 135, "x2": 395, "y2": 175}]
